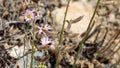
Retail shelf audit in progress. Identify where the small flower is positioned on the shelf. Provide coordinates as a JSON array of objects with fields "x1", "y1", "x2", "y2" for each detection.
[
  {"x1": 36, "y1": 24, "x2": 51, "y2": 34},
  {"x1": 35, "y1": 63, "x2": 47, "y2": 68},
  {"x1": 36, "y1": 26, "x2": 43, "y2": 34},
  {"x1": 24, "y1": 9, "x2": 34, "y2": 22},
  {"x1": 40, "y1": 36, "x2": 54, "y2": 48}
]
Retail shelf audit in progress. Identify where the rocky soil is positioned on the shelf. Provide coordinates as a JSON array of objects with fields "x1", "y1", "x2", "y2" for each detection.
[{"x1": 0, "y1": 0, "x2": 120, "y2": 68}]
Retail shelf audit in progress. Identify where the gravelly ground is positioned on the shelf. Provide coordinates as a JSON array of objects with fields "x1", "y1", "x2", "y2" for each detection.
[{"x1": 0, "y1": 0, "x2": 120, "y2": 68}]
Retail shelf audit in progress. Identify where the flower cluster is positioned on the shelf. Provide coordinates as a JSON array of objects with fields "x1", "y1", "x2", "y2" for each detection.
[
  {"x1": 23, "y1": 9, "x2": 55, "y2": 49},
  {"x1": 37, "y1": 24, "x2": 54, "y2": 48}
]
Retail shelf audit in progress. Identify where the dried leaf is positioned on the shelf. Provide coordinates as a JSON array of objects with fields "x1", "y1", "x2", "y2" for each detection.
[
  {"x1": 100, "y1": 1, "x2": 114, "y2": 5},
  {"x1": 2, "y1": 11, "x2": 9, "y2": 18},
  {"x1": 66, "y1": 16, "x2": 84, "y2": 31},
  {"x1": 32, "y1": 0, "x2": 39, "y2": 3},
  {"x1": 36, "y1": 45, "x2": 50, "y2": 50},
  {"x1": 69, "y1": 16, "x2": 84, "y2": 24},
  {"x1": 68, "y1": 33, "x2": 79, "y2": 38},
  {"x1": 66, "y1": 20, "x2": 71, "y2": 31},
  {"x1": 42, "y1": 28, "x2": 57, "y2": 36},
  {"x1": 81, "y1": 31, "x2": 86, "y2": 37},
  {"x1": 34, "y1": 54, "x2": 50, "y2": 62},
  {"x1": 18, "y1": 3, "x2": 26, "y2": 12}
]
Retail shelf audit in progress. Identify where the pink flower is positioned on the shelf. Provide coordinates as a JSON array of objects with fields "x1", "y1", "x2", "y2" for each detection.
[
  {"x1": 40, "y1": 36, "x2": 54, "y2": 48},
  {"x1": 36, "y1": 26, "x2": 43, "y2": 34},
  {"x1": 24, "y1": 9, "x2": 34, "y2": 22},
  {"x1": 36, "y1": 24, "x2": 51, "y2": 34}
]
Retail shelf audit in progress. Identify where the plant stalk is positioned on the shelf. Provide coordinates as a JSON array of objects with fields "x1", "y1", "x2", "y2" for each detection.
[
  {"x1": 72, "y1": 0, "x2": 101, "y2": 68},
  {"x1": 30, "y1": 21, "x2": 35, "y2": 68},
  {"x1": 55, "y1": 0, "x2": 70, "y2": 68}
]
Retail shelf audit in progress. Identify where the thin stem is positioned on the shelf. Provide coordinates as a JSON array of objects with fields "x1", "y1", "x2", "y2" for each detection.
[
  {"x1": 23, "y1": 35, "x2": 26, "y2": 68},
  {"x1": 26, "y1": 54, "x2": 28, "y2": 68},
  {"x1": 59, "y1": 0, "x2": 70, "y2": 45},
  {"x1": 72, "y1": 0, "x2": 100, "y2": 68},
  {"x1": 30, "y1": 20, "x2": 35, "y2": 68},
  {"x1": 55, "y1": 0, "x2": 70, "y2": 68}
]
